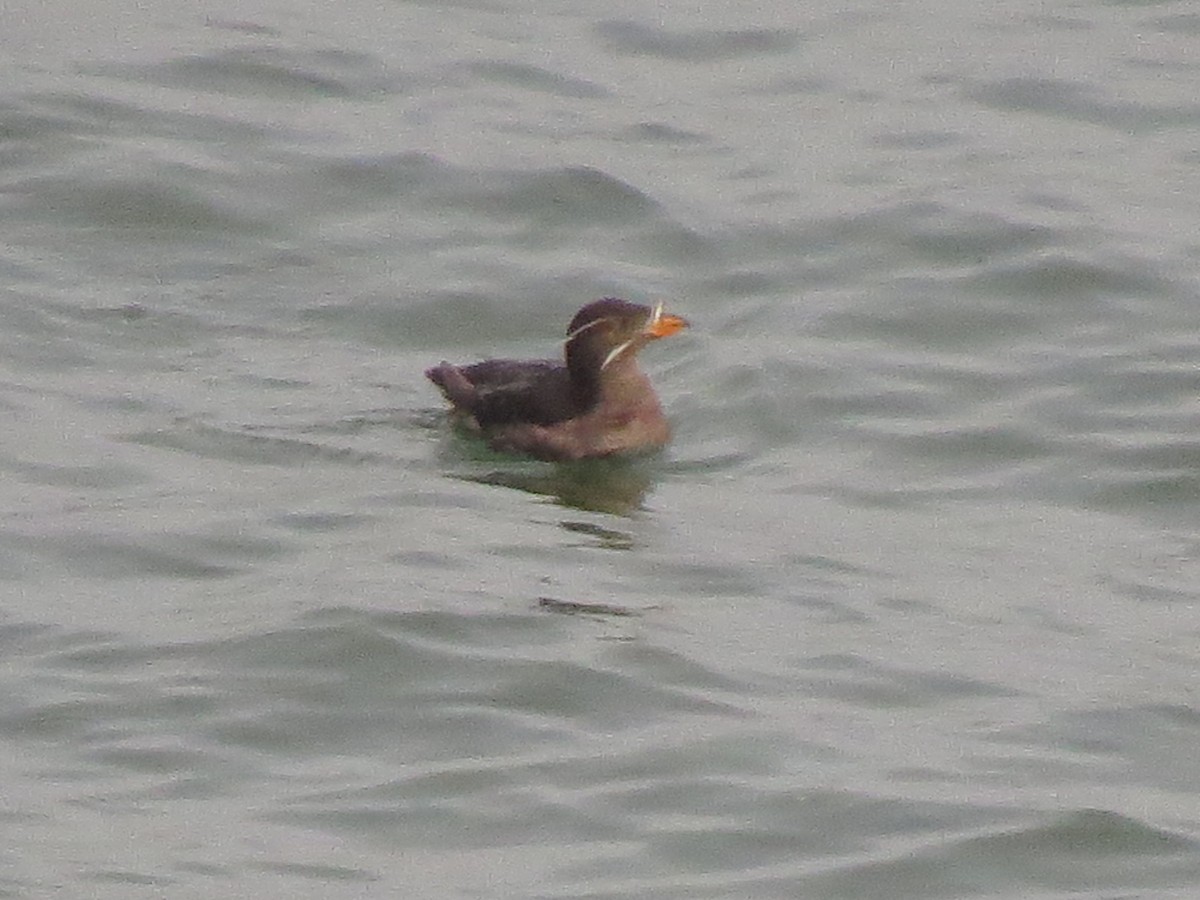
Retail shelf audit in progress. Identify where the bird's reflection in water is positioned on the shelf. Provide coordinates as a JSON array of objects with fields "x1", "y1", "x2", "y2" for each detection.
[{"x1": 455, "y1": 456, "x2": 655, "y2": 516}]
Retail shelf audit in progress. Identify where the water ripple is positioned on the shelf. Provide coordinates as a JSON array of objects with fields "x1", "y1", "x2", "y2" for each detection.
[{"x1": 595, "y1": 21, "x2": 799, "y2": 62}]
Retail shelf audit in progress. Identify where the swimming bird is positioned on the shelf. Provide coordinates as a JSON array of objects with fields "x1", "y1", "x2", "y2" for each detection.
[{"x1": 426, "y1": 298, "x2": 688, "y2": 461}]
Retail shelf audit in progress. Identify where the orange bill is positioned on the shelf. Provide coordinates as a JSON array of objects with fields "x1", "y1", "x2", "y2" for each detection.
[{"x1": 644, "y1": 304, "x2": 688, "y2": 339}]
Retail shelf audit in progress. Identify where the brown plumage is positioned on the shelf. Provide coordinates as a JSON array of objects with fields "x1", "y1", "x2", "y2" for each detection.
[{"x1": 426, "y1": 298, "x2": 688, "y2": 461}]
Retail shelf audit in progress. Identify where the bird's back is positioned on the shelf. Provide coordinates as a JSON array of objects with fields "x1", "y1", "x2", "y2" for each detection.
[{"x1": 426, "y1": 359, "x2": 579, "y2": 427}]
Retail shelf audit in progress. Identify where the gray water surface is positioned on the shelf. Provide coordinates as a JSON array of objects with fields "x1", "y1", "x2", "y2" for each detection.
[{"x1": 3, "y1": 0, "x2": 1200, "y2": 897}]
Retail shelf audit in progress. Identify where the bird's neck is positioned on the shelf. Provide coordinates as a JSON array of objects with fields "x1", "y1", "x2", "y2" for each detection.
[
  {"x1": 571, "y1": 359, "x2": 653, "y2": 416},
  {"x1": 565, "y1": 338, "x2": 605, "y2": 409}
]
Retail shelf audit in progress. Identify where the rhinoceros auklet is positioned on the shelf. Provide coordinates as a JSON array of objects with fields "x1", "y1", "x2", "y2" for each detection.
[{"x1": 426, "y1": 298, "x2": 688, "y2": 461}]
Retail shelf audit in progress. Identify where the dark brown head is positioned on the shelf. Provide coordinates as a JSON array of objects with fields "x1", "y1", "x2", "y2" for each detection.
[
  {"x1": 562, "y1": 298, "x2": 688, "y2": 407},
  {"x1": 565, "y1": 298, "x2": 687, "y2": 367}
]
